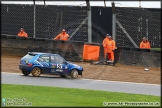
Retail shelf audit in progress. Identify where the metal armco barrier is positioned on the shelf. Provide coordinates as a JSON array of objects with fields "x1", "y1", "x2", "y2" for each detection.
[{"x1": 1, "y1": 36, "x2": 161, "y2": 68}]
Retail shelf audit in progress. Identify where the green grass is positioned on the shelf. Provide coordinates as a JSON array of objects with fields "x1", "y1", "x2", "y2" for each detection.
[
  {"x1": 151, "y1": 48, "x2": 161, "y2": 51},
  {"x1": 2, "y1": 84, "x2": 161, "y2": 107}
]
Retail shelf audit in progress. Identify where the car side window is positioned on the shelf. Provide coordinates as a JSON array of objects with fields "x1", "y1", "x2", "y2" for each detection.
[
  {"x1": 38, "y1": 54, "x2": 50, "y2": 62},
  {"x1": 54, "y1": 55, "x2": 65, "y2": 64},
  {"x1": 50, "y1": 55, "x2": 55, "y2": 62}
]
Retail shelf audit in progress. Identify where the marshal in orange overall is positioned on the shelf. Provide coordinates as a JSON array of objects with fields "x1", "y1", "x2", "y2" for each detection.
[{"x1": 102, "y1": 34, "x2": 116, "y2": 63}]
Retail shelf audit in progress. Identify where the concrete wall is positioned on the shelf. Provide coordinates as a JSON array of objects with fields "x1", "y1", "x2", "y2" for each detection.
[
  {"x1": 1, "y1": 35, "x2": 161, "y2": 68},
  {"x1": 116, "y1": 47, "x2": 161, "y2": 68},
  {"x1": 1, "y1": 36, "x2": 84, "y2": 61}
]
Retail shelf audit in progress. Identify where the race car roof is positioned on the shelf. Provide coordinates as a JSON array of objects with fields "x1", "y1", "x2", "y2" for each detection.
[{"x1": 28, "y1": 52, "x2": 51, "y2": 55}]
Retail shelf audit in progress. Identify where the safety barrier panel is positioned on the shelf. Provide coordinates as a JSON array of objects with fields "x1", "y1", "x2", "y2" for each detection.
[
  {"x1": 1, "y1": 35, "x2": 161, "y2": 68},
  {"x1": 117, "y1": 47, "x2": 161, "y2": 68},
  {"x1": 1, "y1": 35, "x2": 84, "y2": 62}
]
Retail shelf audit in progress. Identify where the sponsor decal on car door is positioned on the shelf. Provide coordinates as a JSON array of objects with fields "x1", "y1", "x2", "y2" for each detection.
[
  {"x1": 56, "y1": 64, "x2": 63, "y2": 72},
  {"x1": 56, "y1": 64, "x2": 68, "y2": 72}
]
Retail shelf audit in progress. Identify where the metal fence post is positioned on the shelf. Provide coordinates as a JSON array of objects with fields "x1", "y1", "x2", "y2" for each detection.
[
  {"x1": 112, "y1": 14, "x2": 116, "y2": 41},
  {"x1": 86, "y1": 0, "x2": 92, "y2": 43},
  {"x1": 33, "y1": 4, "x2": 36, "y2": 38},
  {"x1": 112, "y1": 1, "x2": 116, "y2": 42},
  {"x1": 87, "y1": 7, "x2": 92, "y2": 43}
]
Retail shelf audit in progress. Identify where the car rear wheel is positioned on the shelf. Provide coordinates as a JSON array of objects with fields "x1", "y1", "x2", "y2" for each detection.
[
  {"x1": 31, "y1": 67, "x2": 41, "y2": 77},
  {"x1": 22, "y1": 70, "x2": 30, "y2": 76},
  {"x1": 70, "y1": 69, "x2": 79, "y2": 79}
]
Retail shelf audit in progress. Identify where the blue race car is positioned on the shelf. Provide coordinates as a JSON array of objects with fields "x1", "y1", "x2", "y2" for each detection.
[{"x1": 19, "y1": 52, "x2": 83, "y2": 78}]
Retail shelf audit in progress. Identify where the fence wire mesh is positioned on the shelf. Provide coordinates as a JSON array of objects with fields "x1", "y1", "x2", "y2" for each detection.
[
  {"x1": 1, "y1": 4, "x2": 34, "y2": 37},
  {"x1": 1, "y1": 4, "x2": 161, "y2": 48},
  {"x1": 115, "y1": 7, "x2": 161, "y2": 48},
  {"x1": 35, "y1": 5, "x2": 88, "y2": 41},
  {"x1": 1, "y1": 4, "x2": 88, "y2": 41}
]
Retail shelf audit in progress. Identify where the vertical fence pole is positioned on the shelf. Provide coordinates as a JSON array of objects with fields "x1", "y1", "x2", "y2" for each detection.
[
  {"x1": 112, "y1": 1, "x2": 116, "y2": 41},
  {"x1": 112, "y1": 14, "x2": 116, "y2": 41},
  {"x1": 139, "y1": 0, "x2": 141, "y2": 8},
  {"x1": 87, "y1": 7, "x2": 92, "y2": 43},
  {"x1": 33, "y1": 4, "x2": 36, "y2": 38},
  {"x1": 86, "y1": 0, "x2": 92, "y2": 43}
]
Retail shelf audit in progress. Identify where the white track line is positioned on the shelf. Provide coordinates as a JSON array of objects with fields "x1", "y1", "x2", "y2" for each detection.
[
  {"x1": 80, "y1": 78, "x2": 160, "y2": 86},
  {"x1": 1, "y1": 72, "x2": 21, "y2": 75},
  {"x1": 1, "y1": 72, "x2": 160, "y2": 86}
]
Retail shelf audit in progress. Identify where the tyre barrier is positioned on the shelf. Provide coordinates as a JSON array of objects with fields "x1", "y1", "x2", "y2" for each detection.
[
  {"x1": 1, "y1": 34, "x2": 7, "y2": 38},
  {"x1": 73, "y1": 40, "x2": 84, "y2": 44},
  {"x1": 150, "y1": 50, "x2": 161, "y2": 53},
  {"x1": 139, "y1": 48, "x2": 150, "y2": 52},
  {"x1": 6, "y1": 35, "x2": 17, "y2": 39},
  {"x1": 117, "y1": 46, "x2": 130, "y2": 50},
  {"x1": 84, "y1": 43, "x2": 102, "y2": 46},
  {"x1": 130, "y1": 47, "x2": 140, "y2": 51},
  {"x1": 45, "y1": 39, "x2": 55, "y2": 42},
  {"x1": 56, "y1": 40, "x2": 65, "y2": 43},
  {"x1": 16, "y1": 36, "x2": 27, "y2": 40},
  {"x1": 64, "y1": 40, "x2": 74, "y2": 44},
  {"x1": 84, "y1": 42, "x2": 95, "y2": 45},
  {"x1": 1, "y1": 36, "x2": 161, "y2": 68},
  {"x1": 26, "y1": 37, "x2": 36, "y2": 40},
  {"x1": 35, "y1": 38, "x2": 47, "y2": 41}
]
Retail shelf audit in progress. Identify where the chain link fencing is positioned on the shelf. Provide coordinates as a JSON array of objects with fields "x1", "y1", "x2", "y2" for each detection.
[
  {"x1": 1, "y1": 4, "x2": 34, "y2": 37},
  {"x1": 1, "y1": 4, "x2": 161, "y2": 48},
  {"x1": 1, "y1": 4, "x2": 88, "y2": 41},
  {"x1": 35, "y1": 5, "x2": 88, "y2": 41},
  {"x1": 115, "y1": 7, "x2": 161, "y2": 48}
]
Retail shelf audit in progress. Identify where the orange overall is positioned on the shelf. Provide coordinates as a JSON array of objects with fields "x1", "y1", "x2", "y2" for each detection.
[
  {"x1": 54, "y1": 32, "x2": 69, "y2": 41},
  {"x1": 17, "y1": 31, "x2": 28, "y2": 38},
  {"x1": 102, "y1": 38, "x2": 116, "y2": 61},
  {"x1": 140, "y1": 41, "x2": 150, "y2": 49}
]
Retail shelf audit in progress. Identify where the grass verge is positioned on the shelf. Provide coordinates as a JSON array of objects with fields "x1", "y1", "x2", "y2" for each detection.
[
  {"x1": 151, "y1": 48, "x2": 161, "y2": 51},
  {"x1": 2, "y1": 84, "x2": 161, "y2": 107}
]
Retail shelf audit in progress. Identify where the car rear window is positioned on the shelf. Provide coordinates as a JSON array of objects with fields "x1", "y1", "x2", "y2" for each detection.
[{"x1": 22, "y1": 54, "x2": 35, "y2": 60}]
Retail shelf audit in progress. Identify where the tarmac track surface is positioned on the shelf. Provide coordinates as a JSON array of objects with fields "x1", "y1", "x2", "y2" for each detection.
[{"x1": 1, "y1": 72, "x2": 160, "y2": 96}]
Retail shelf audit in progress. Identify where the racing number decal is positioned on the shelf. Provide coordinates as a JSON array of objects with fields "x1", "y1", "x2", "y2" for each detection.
[{"x1": 57, "y1": 64, "x2": 62, "y2": 69}]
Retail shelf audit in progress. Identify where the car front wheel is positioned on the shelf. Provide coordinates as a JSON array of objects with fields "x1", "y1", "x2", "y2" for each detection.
[
  {"x1": 70, "y1": 69, "x2": 79, "y2": 79},
  {"x1": 22, "y1": 70, "x2": 30, "y2": 76},
  {"x1": 31, "y1": 67, "x2": 41, "y2": 77}
]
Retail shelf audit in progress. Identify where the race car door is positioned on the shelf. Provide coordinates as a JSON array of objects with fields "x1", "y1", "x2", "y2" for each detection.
[
  {"x1": 37, "y1": 54, "x2": 50, "y2": 73},
  {"x1": 50, "y1": 54, "x2": 68, "y2": 74}
]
